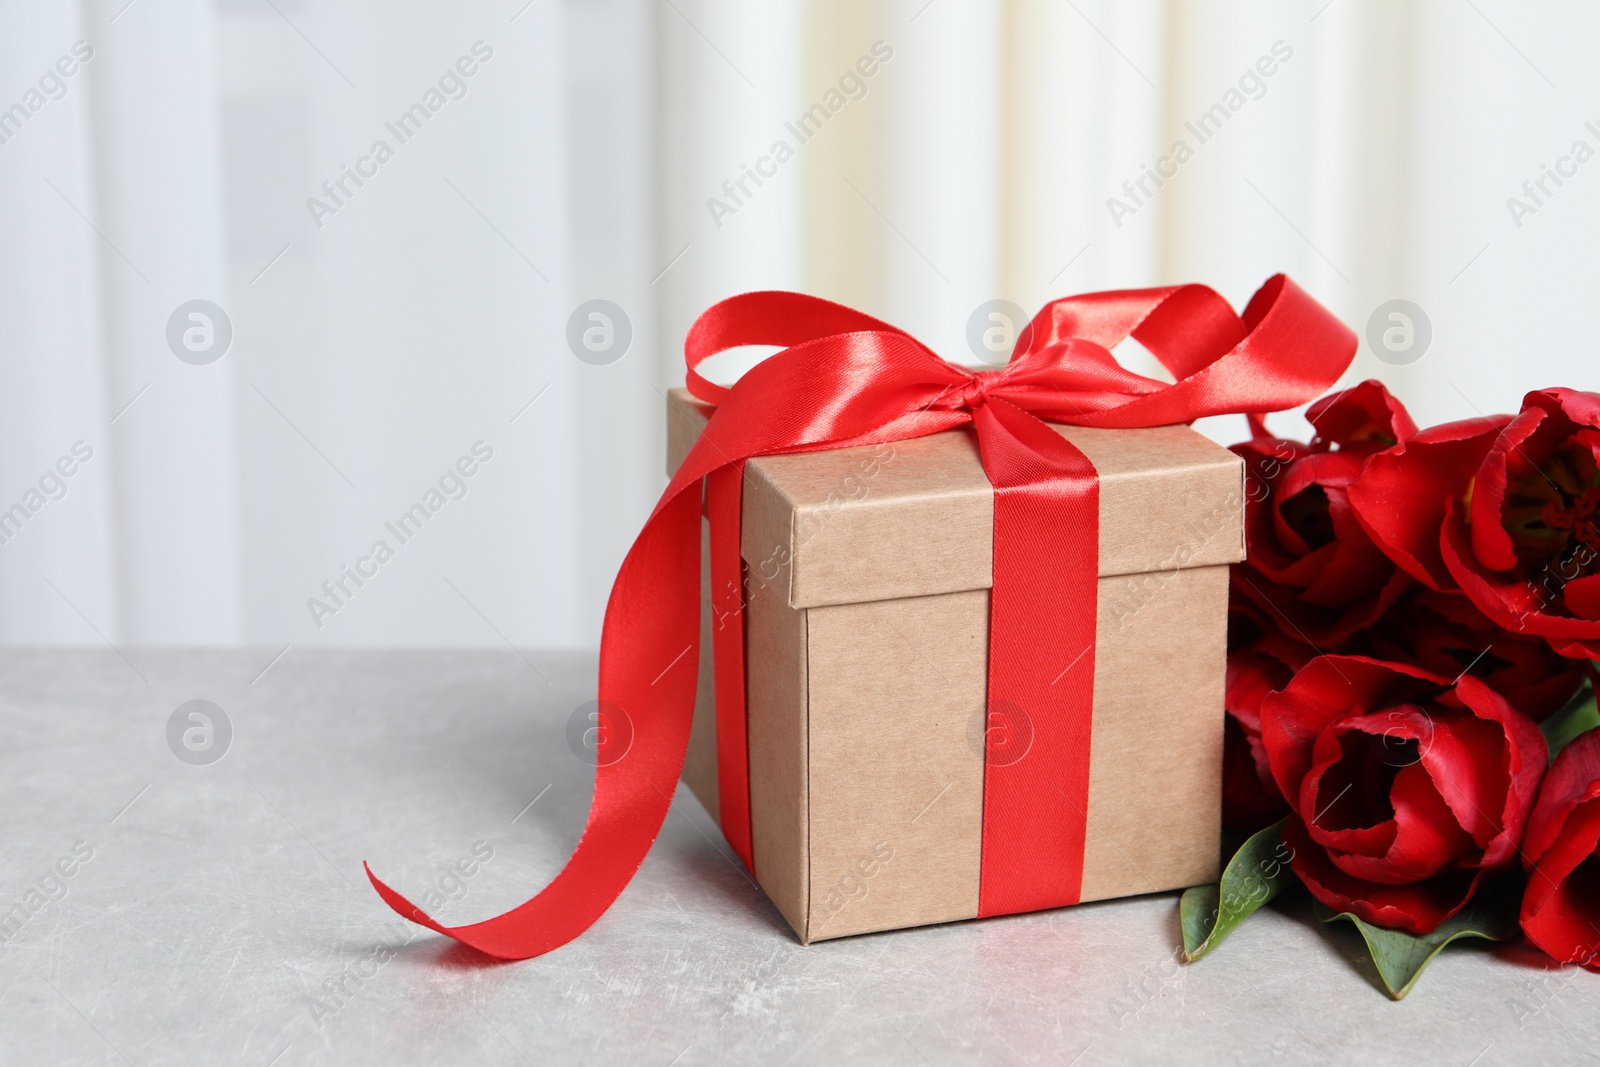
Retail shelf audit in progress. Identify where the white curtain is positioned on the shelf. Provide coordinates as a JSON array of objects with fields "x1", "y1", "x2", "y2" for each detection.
[{"x1": 2, "y1": 0, "x2": 1592, "y2": 647}]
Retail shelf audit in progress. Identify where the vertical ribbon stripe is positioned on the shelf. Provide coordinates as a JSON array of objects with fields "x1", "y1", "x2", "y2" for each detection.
[{"x1": 972, "y1": 396, "x2": 1101, "y2": 915}]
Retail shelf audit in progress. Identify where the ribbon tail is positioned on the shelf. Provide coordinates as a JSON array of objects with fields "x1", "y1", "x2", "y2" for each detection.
[
  {"x1": 364, "y1": 486, "x2": 704, "y2": 960},
  {"x1": 707, "y1": 463, "x2": 754, "y2": 869}
]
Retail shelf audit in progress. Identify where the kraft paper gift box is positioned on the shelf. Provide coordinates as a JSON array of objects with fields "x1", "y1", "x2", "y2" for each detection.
[{"x1": 665, "y1": 387, "x2": 1247, "y2": 944}]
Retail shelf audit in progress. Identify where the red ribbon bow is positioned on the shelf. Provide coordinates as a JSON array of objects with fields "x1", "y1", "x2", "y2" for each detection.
[{"x1": 367, "y1": 274, "x2": 1356, "y2": 958}]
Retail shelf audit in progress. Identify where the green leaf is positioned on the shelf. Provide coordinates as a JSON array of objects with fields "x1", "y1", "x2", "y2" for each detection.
[
  {"x1": 1315, "y1": 879, "x2": 1520, "y2": 999},
  {"x1": 1180, "y1": 883, "x2": 1221, "y2": 956},
  {"x1": 1182, "y1": 818, "x2": 1296, "y2": 961},
  {"x1": 1543, "y1": 683, "x2": 1598, "y2": 758}
]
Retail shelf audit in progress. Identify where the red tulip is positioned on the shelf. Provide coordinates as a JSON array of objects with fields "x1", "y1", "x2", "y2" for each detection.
[
  {"x1": 1262, "y1": 656, "x2": 1546, "y2": 934},
  {"x1": 1232, "y1": 381, "x2": 1416, "y2": 647},
  {"x1": 1521, "y1": 729, "x2": 1600, "y2": 966},
  {"x1": 1351, "y1": 389, "x2": 1600, "y2": 659}
]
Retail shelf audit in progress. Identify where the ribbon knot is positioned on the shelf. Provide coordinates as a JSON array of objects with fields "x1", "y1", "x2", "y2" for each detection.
[
  {"x1": 953, "y1": 369, "x2": 1002, "y2": 411},
  {"x1": 364, "y1": 275, "x2": 1358, "y2": 961}
]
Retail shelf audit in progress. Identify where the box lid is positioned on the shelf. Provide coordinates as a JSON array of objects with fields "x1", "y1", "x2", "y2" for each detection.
[{"x1": 666, "y1": 387, "x2": 1245, "y2": 610}]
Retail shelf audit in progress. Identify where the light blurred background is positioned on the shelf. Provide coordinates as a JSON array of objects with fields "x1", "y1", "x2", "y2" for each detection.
[{"x1": 0, "y1": 0, "x2": 1593, "y2": 649}]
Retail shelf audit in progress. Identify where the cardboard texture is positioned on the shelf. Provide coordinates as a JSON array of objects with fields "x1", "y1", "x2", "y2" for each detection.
[{"x1": 666, "y1": 387, "x2": 1245, "y2": 943}]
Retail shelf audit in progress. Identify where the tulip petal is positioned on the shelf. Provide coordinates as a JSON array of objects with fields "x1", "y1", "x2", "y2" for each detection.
[
  {"x1": 1419, "y1": 713, "x2": 1505, "y2": 849},
  {"x1": 1538, "y1": 387, "x2": 1600, "y2": 428},
  {"x1": 1347, "y1": 418, "x2": 1508, "y2": 590},
  {"x1": 1300, "y1": 727, "x2": 1400, "y2": 860},
  {"x1": 1521, "y1": 799, "x2": 1600, "y2": 965},
  {"x1": 1564, "y1": 574, "x2": 1600, "y2": 621},
  {"x1": 1284, "y1": 816, "x2": 1482, "y2": 935},
  {"x1": 1307, "y1": 379, "x2": 1419, "y2": 455},
  {"x1": 1450, "y1": 675, "x2": 1549, "y2": 869},
  {"x1": 1469, "y1": 405, "x2": 1548, "y2": 573},
  {"x1": 1524, "y1": 729, "x2": 1600, "y2": 866},
  {"x1": 1373, "y1": 761, "x2": 1475, "y2": 882}
]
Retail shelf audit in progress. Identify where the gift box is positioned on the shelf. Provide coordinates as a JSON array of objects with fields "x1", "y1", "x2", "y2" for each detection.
[
  {"x1": 369, "y1": 277, "x2": 1354, "y2": 963},
  {"x1": 666, "y1": 386, "x2": 1248, "y2": 942}
]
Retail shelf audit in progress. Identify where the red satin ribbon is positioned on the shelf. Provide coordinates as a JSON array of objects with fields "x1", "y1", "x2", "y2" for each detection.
[
  {"x1": 705, "y1": 462, "x2": 753, "y2": 868},
  {"x1": 366, "y1": 274, "x2": 1356, "y2": 959}
]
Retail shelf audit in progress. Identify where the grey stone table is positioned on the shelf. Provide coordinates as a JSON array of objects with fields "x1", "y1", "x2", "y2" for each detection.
[{"x1": 1, "y1": 649, "x2": 1595, "y2": 1066}]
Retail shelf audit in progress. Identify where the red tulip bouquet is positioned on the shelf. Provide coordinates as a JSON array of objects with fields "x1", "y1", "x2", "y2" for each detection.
[{"x1": 1185, "y1": 382, "x2": 1600, "y2": 998}]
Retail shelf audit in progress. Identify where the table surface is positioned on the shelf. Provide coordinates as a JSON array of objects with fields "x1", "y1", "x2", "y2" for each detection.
[{"x1": 1, "y1": 649, "x2": 1596, "y2": 1066}]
